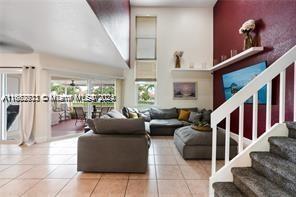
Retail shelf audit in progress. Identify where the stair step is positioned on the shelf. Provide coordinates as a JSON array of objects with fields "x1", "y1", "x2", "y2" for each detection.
[
  {"x1": 213, "y1": 182, "x2": 244, "y2": 197},
  {"x1": 269, "y1": 137, "x2": 296, "y2": 164},
  {"x1": 250, "y1": 152, "x2": 296, "y2": 195},
  {"x1": 286, "y1": 122, "x2": 296, "y2": 139},
  {"x1": 231, "y1": 167, "x2": 291, "y2": 197}
]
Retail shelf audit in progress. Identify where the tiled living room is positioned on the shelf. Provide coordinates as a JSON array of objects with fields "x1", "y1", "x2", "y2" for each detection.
[
  {"x1": 0, "y1": 136, "x2": 223, "y2": 196},
  {"x1": 1, "y1": 0, "x2": 296, "y2": 196}
]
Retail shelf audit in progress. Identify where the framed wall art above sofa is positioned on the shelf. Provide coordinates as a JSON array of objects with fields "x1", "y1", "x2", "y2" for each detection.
[{"x1": 173, "y1": 82, "x2": 197, "y2": 100}]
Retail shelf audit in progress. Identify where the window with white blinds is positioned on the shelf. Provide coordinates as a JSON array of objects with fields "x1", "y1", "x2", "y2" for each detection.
[
  {"x1": 135, "y1": 61, "x2": 156, "y2": 81},
  {"x1": 136, "y1": 16, "x2": 156, "y2": 60}
]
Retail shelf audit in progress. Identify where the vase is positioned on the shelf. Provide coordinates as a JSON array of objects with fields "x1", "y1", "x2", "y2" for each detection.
[
  {"x1": 175, "y1": 56, "x2": 181, "y2": 68},
  {"x1": 243, "y1": 32, "x2": 254, "y2": 50}
]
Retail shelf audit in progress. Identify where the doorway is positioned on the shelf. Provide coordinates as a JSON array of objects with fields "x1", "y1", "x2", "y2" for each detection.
[{"x1": 50, "y1": 77, "x2": 116, "y2": 138}]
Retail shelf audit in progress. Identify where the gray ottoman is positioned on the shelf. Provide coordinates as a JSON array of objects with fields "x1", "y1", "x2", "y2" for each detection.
[{"x1": 174, "y1": 126, "x2": 238, "y2": 159}]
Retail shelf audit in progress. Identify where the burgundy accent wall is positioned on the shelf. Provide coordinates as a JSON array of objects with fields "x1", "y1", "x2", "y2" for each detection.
[
  {"x1": 213, "y1": 0, "x2": 296, "y2": 139},
  {"x1": 87, "y1": 0, "x2": 131, "y2": 66}
]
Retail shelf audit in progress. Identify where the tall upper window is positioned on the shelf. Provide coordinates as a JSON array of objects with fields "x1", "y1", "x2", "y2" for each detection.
[
  {"x1": 136, "y1": 16, "x2": 157, "y2": 60},
  {"x1": 135, "y1": 16, "x2": 157, "y2": 106}
]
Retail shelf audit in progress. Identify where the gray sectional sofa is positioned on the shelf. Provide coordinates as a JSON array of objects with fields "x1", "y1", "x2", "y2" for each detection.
[
  {"x1": 77, "y1": 118, "x2": 149, "y2": 173},
  {"x1": 122, "y1": 107, "x2": 212, "y2": 136}
]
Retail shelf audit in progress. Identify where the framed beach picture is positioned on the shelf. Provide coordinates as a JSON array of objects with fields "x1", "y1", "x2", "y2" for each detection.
[
  {"x1": 173, "y1": 82, "x2": 197, "y2": 100},
  {"x1": 222, "y1": 61, "x2": 267, "y2": 104}
]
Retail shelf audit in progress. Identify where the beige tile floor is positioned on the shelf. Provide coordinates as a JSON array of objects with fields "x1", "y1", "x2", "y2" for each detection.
[{"x1": 0, "y1": 136, "x2": 223, "y2": 197}]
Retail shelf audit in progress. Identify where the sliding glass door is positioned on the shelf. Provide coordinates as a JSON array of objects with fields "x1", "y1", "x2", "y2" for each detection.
[
  {"x1": 50, "y1": 78, "x2": 89, "y2": 138},
  {"x1": 0, "y1": 72, "x2": 21, "y2": 141},
  {"x1": 50, "y1": 77, "x2": 116, "y2": 138}
]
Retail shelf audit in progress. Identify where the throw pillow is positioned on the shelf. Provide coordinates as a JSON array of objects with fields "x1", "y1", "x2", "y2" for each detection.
[
  {"x1": 100, "y1": 114, "x2": 111, "y2": 119},
  {"x1": 129, "y1": 112, "x2": 139, "y2": 119},
  {"x1": 107, "y1": 110, "x2": 127, "y2": 119},
  {"x1": 138, "y1": 111, "x2": 151, "y2": 122},
  {"x1": 178, "y1": 109, "x2": 190, "y2": 121},
  {"x1": 188, "y1": 112, "x2": 202, "y2": 123},
  {"x1": 122, "y1": 107, "x2": 130, "y2": 118},
  {"x1": 201, "y1": 109, "x2": 212, "y2": 124}
]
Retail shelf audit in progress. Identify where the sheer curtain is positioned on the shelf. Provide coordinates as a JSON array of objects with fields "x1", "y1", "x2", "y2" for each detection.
[{"x1": 19, "y1": 66, "x2": 36, "y2": 145}]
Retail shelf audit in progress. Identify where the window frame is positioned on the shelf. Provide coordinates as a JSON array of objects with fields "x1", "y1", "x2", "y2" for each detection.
[
  {"x1": 135, "y1": 81, "x2": 157, "y2": 107},
  {"x1": 135, "y1": 16, "x2": 157, "y2": 60}
]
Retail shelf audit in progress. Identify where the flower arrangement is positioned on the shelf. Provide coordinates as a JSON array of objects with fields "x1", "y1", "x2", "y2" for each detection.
[
  {"x1": 174, "y1": 51, "x2": 184, "y2": 68},
  {"x1": 193, "y1": 120, "x2": 209, "y2": 128},
  {"x1": 239, "y1": 19, "x2": 256, "y2": 34},
  {"x1": 239, "y1": 19, "x2": 256, "y2": 50},
  {"x1": 191, "y1": 120, "x2": 212, "y2": 131}
]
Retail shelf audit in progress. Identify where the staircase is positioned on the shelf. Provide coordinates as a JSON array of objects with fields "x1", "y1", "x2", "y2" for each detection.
[
  {"x1": 209, "y1": 45, "x2": 296, "y2": 196},
  {"x1": 213, "y1": 122, "x2": 296, "y2": 196}
]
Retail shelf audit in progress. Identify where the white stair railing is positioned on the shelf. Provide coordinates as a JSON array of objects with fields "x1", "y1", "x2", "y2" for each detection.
[{"x1": 211, "y1": 45, "x2": 296, "y2": 180}]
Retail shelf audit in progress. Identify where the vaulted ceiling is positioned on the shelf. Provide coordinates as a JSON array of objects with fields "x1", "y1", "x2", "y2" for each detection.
[{"x1": 0, "y1": 0, "x2": 129, "y2": 69}]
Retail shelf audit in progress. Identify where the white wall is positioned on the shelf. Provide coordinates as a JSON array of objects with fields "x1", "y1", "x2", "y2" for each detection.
[{"x1": 124, "y1": 7, "x2": 213, "y2": 109}]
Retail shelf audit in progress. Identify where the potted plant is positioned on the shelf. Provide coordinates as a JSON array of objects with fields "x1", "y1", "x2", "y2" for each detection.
[
  {"x1": 174, "y1": 51, "x2": 184, "y2": 68},
  {"x1": 191, "y1": 120, "x2": 212, "y2": 131}
]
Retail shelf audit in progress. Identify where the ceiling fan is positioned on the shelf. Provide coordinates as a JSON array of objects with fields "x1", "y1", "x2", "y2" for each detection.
[{"x1": 69, "y1": 80, "x2": 76, "y2": 86}]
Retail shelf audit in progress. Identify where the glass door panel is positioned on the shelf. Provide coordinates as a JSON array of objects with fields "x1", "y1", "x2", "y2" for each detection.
[
  {"x1": 50, "y1": 78, "x2": 88, "y2": 138},
  {"x1": 0, "y1": 73, "x2": 21, "y2": 141}
]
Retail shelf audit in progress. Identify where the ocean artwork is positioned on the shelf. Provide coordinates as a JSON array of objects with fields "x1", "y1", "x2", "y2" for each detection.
[
  {"x1": 173, "y1": 82, "x2": 197, "y2": 100},
  {"x1": 222, "y1": 61, "x2": 267, "y2": 104}
]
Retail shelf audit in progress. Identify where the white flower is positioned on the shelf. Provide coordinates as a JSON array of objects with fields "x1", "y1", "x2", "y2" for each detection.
[
  {"x1": 239, "y1": 19, "x2": 256, "y2": 34},
  {"x1": 174, "y1": 51, "x2": 184, "y2": 58}
]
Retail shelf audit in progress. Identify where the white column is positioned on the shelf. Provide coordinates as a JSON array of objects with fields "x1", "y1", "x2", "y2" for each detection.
[
  {"x1": 238, "y1": 104, "x2": 244, "y2": 152},
  {"x1": 225, "y1": 115, "x2": 230, "y2": 164},
  {"x1": 279, "y1": 70, "x2": 286, "y2": 123},
  {"x1": 34, "y1": 68, "x2": 50, "y2": 143},
  {"x1": 266, "y1": 81, "x2": 272, "y2": 130},
  {"x1": 211, "y1": 124, "x2": 217, "y2": 175},
  {"x1": 0, "y1": 74, "x2": 7, "y2": 140},
  {"x1": 294, "y1": 62, "x2": 296, "y2": 121},
  {"x1": 252, "y1": 93, "x2": 258, "y2": 141}
]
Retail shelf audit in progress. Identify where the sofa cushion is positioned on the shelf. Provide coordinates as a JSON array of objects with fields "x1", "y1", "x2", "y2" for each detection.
[
  {"x1": 174, "y1": 126, "x2": 237, "y2": 146},
  {"x1": 188, "y1": 112, "x2": 202, "y2": 123},
  {"x1": 100, "y1": 114, "x2": 111, "y2": 119},
  {"x1": 122, "y1": 107, "x2": 139, "y2": 118},
  {"x1": 107, "y1": 110, "x2": 127, "y2": 119},
  {"x1": 177, "y1": 108, "x2": 198, "y2": 114},
  {"x1": 150, "y1": 107, "x2": 178, "y2": 119},
  {"x1": 129, "y1": 112, "x2": 139, "y2": 119},
  {"x1": 150, "y1": 119, "x2": 183, "y2": 128},
  {"x1": 178, "y1": 110, "x2": 191, "y2": 121},
  {"x1": 93, "y1": 118, "x2": 146, "y2": 135},
  {"x1": 139, "y1": 111, "x2": 151, "y2": 122},
  {"x1": 122, "y1": 107, "x2": 130, "y2": 118}
]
